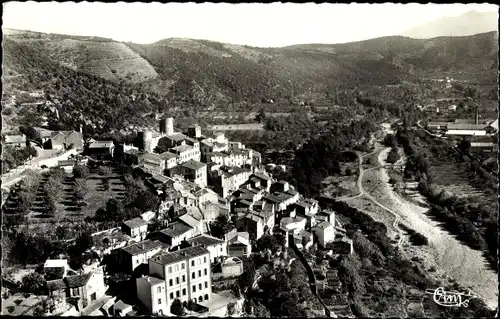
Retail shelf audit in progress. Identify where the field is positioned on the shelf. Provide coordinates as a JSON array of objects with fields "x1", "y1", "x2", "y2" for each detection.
[{"x1": 4, "y1": 166, "x2": 126, "y2": 232}]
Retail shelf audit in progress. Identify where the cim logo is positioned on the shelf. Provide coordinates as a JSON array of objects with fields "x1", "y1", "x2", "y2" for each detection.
[{"x1": 425, "y1": 287, "x2": 479, "y2": 308}]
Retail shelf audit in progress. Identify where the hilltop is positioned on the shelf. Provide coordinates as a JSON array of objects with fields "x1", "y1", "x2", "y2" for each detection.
[
  {"x1": 2, "y1": 29, "x2": 498, "y2": 134},
  {"x1": 401, "y1": 10, "x2": 498, "y2": 39}
]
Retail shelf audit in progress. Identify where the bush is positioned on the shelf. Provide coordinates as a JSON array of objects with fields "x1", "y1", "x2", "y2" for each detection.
[
  {"x1": 2, "y1": 107, "x2": 13, "y2": 116},
  {"x1": 410, "y1": 232, "x2": 429, "y2": 246}
]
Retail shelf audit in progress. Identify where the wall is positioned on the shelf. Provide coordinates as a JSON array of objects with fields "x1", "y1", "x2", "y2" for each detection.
[
  {"x1": 33, "y1": 149, "x2": 79, "y2": 168},
  {"x1": 222, "y1": 262, "x2": 243, "y2": 277}
]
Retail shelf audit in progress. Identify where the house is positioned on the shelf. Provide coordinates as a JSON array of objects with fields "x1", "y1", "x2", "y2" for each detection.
[
  {"x1": 3, "y1": 134, "x2": 26, "y2": 148},
  {"x1": 139, "y1": 152, "x2": 166, "y2": 176},
  {"x1": 43, "y1": 131, "x2": 83, "y2": 150},
  {"x1": 273, "y1": 189, "x2": 300, "y2": 212},
  {"x1": 47, "y1": 270, "x2": 106, "y2": 311},
  {"x1": 426, "y1": 121, "x2": 449, "y2": 133},
  {"x1": 43, "y1": 259, "x2": 70, "y2": 280},
  {"x1": 177, "y1": 213, "x2": 203, "y2": 236},
  {"x1": 146, "y1": 174, "x2": 174, "y2": 195},
  {"x1": 251, "y1": 210, "x2": 275, "y2": 235},
  {"x1": 114, "y1": 144, "x2": 140, "y2": 163},
  {"x1": 160, "y1": 151, "x2": 178, "y2": 169},
  {"x1": 293, "y1": 230, "x2": 313, "y2": 249},
  {"x1": 135, "y1": 276, "x2": 166, "y2": 315},
  {"x1": 142, "y1": 245, "x2": 212, "y2": 313},
  {"x1": 112, "y1": 300, "x2": 134, "y2": 316},
  {"x1": 280, "y1": 216, "x2": 306, "y2": 234},
  {"x1": 251, "y1": 172, "x2": 272, "y2": 192},
  {"x1": 122, "y1": 217, "x2": 148, "y2": 241},
  {"x1": 312, "y1": 221, "x2": 336, "y2": 248},
  {"x1": 171, "y1": 144, "x2": 201, "y2": 164},
  {"x1": 153, "y1": 221, "x2": 196, "y2": 247},
  {"x1": 170, "y1": 160, "x2": 207, "y2": 187},
  {"x1": 294, "y1": 198, "x2": 319, "y2": 228},
  {"x1": 235, "y1": 214, "x2": 265, "y2": 240},
  {"x1": 445, "y1": 123, "x2": 488, "y2": 136},
  {"x1": 315, "y1": 210, "x2": 335, "y2": 225},
  {"x1": 211, "y1": 166, "x2": 252, "y2": 198},
  {"x1": 187, "y1": 124, "x2": 202, "y2": 139},
  {"x1": 186, "y1": 234, "x2": 227, "y2": 263},
  {"x1": 86, "y1": 141, "x2": 115, "y2": 159},
  {"x1": 193, "y1": 187, "x2": 219, "y2": 206},
  {"x1": 225, "y1": 231, "x2": 252, "y2": 258},
  {"x1": 57, "y1": 159, "x2": 76, "y2": 172},
  {"x1": 119, "y1": 240, "x2": 166, "y2": 273},
  {"x1": 221, "y1": 257, "x2": 243, "y2": 277},
  {"x1": 470, "y1": 142, "x2": 497, "y2": 153}
]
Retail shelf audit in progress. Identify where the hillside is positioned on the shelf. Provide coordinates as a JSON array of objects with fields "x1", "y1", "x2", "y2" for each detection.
[
  {"x1": 401, "y1": 10, "x2": 498, "y2": 39},
  {"x1": 2, "y1": 29, "x2": 498, "y2": 134}
]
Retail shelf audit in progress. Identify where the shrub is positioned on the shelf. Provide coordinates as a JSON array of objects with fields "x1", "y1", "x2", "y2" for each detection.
[
  {"x1": 2, "y1": 107, "x2": 13, "y2": 116},
  {"x1": 410, "y1": 232, "x2": 429, "y2": 246}
]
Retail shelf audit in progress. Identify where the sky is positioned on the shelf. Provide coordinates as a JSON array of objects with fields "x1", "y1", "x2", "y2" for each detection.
[{"x1": 2, "y1": 2, "x2": 499, "y2": 47}]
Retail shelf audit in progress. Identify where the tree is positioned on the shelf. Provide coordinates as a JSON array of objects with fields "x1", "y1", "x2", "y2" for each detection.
[
  {"x1": 73, "y1": 165, "x2": 89, "y2": 179},
  {"x1": 74, "y1": 178, "x2": 88, "y2": 204},
  {"x1": 20, "y1": 126, "x2": 41, "y2": 142},
  {"x1": 43, "y1": 196, "x2": 57, "y2": 217},
  {"x1": 458, "y1": 139, "x2": 471, "y2": 154},
  {"x1": 170, "y1": 299, "x2": 185, "y2": 317},
  {"x1": 386, "y1": 147, "x2": 400, "y2": 164},
  {"x1": 21, "y1": 272, "x2": 46, "y2": 294},
  {"x1": 98, "y1": 166, "x2": 112, "y2": 191},
  {"x1": 256, "y1": 108, "x2": 267, "y2": 123},
  {"x1": 210, "y1": 215, "x2": 234, "y2": 239},
  {"x1": 226, "y1": 302, "x2": 237, "y2": 316}
]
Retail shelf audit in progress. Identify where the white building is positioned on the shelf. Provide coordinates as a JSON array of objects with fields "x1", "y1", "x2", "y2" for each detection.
[
  {"x1": 120, "y1": 240, "x2": 166, "y2": 273},
  {"x1": 186, "y1": 234, "x2": 227, "y2": 263},
  {"x1": 312, "y1": 221, "x2": 336, "y2": 248},
  {"x1": 139, "y1": 245, "x2": 212, "y2": 314}
]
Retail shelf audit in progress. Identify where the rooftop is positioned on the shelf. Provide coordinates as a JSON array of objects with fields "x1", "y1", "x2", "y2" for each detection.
[
  {"x1": 139, "y1": 275, "x2": 165, "y2": 286},
  {"x1": 123, "y1": 217, "x2": 148, "y2": 229},
  {"x1": 64, "y1": 272, "x2": 93, "y2": 288},
  {"x1": 121, "y1": 240, "x2": 164, "y2": 256},
  {"x1": 447, "y1": 123, "x2": 487, "y2": 131},
  {"x1": 187, "y1": 234, "x2": 225, "y2": 247},
  {"x1": 4, "y1": 134, "x2": 26, "y2": 144},
  {"x1": 140, "y1": 152, "x2": 163, "y2": 162},
  {"x1": 252, "y1": 172, "x2": 271, "y2": 181},
  {"x1": 89, "y1": 141, "x2": 114, "y2": 148},
  {"x1": 159, "y1": 151, "x2": 177, "y2": 159},
  {"x1": 44, "y1": 259, "x2": 68, "y2": 268},
  {"x1": 166, "y1": 133, "x2": 191, "y2": 142},
  {"x1": 172, "y1": 144, "x2": 194, "y2": 153},
  {"x1": 149, "y1": 245, "x2": 209, "y2": 266},
  {"x1": 159, "y1": 221, "x2": 193, "y2": 238},
  {"x1": 177, "y1": 213, "x2": 200, "y2": 229},
  {"x1": 149, "y1": 174, "x2": 171, "y2": 184},
  {"x1": 181, "y1": 160, "x2": 206, "y2": 171}
]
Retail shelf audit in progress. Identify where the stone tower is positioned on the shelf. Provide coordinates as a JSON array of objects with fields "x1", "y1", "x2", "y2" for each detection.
[{"x1": 166, "y1": 118, "x2": 174, "y2": 136}]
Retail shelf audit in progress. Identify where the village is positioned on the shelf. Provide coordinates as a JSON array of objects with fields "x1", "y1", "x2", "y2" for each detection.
[{"x1": 1, "y1": 116, "x2": 354, "y2": 317}]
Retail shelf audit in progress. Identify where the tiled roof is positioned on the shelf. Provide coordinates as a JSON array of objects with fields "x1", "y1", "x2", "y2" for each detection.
[
  {"x1": 447, "y1": 123, "x2": 487, "y2": 130},
  {"x1": 159, "y1": 221, "x2": 193, "y2": 238},
  {"x1": 123, "y1": 217, "x2": 148, "y2": 229},
  {"x1": 252, "y1": 172, "x2": 271, "y2": 181},
  {"x1": 263, "y1": 194, "x2": 280, "y2": 203},
  {"x1": 181, "y1": 160, "x2": 206, "y2": 171},
  {"x1": 187, "y1": 234, "x2": 225, "y2": 247},
  {"x1": 121, "y1": 240, "x2": 164, "y2": 256},
  {"x1": 166, "y1": 133, "x2": 190, "y2": 142},
  {"x1": 149, "y1": 174, "x2": 171, "y2": 184},
  {"x1": 177, "y1": 213, "x2": 200, "y2": 229},
  {"x1": 140, "y1": 152, "x2": 163, "y2": 162},
  {"x1": 64, "y1": 273, "x2": 92, "y2": 288},
  {"x1": 89, "y1": 141, "x2": 114, "y2": 148},
  {"x1": 159, "y1": 151, "x2": 177, "y2": 159},
  {"x1": 140, "y1": 276, "x2": 165, "y2": 286},
  {"x1": 172, "y1": 144, "x2": 194, "y2": 153},
  {"x1": 149, "y1": 245, "x2": 209, "y2": 265}
]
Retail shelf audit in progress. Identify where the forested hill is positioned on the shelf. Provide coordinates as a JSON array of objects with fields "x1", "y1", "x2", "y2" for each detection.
[{"x1": 2, "y1": 29, "x2": 498, "y2": 134}]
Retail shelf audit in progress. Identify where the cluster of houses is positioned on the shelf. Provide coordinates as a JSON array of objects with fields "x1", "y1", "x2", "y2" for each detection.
[{"x1": 23, "y1": 116, "x2": 353, "y2": 316}]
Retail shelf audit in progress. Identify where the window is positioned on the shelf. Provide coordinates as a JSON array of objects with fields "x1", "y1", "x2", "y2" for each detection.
[
  {"x1": 175, "y1": 265, "x2": 179, "y2": 272},
  {"x1": 169, "y1": 279, "x2": 173, "y2": 286},
  {"x1": 220, "y1": 247, "x2": 223, "y2": 252},
  {"x1": 72, "y1": 288, "x2": 80, "y2": 296},
  {"x1": 176, "y1": 277, "x2": 179, "y2": 285},
  {"x1": 205, "y1": 282, "x2": 208, "y2": 288},
  {"x1": 157, "y1": 287, "x2": 161, "y2": 293},
  {"x1": 193, "y1": 285, "x2": 196, "y2": 292},
  {"x1": 182, "y1": 288, "x2": 186, "y2": 296},
  {"x1": 198, "y1": 283, "x2": 202, "y2": 290},
  {"x1": 198, "y1": 270, "x2": 201, "y2": 277},
  {"x1": 192, "y1": 272, "x2": 195, "y2": 279},
  {"x1": 181, "y1": 263, "x2": 185, "y2": 270},
  {"x1": 182, "y1": 275, "x2": 186, "y2": 283},
  {"x1": 203, "y1": 256, "x2": 207, "y2": 263},
  {"x1": 176, "y1": 291, "x2": 180, "y2": 298},
  {"x1": 204, "y1": 269, "x2": 207, "y2": 276},
  {"x1": 136, "y1": 259, "x2": 139, "y2": 264},
  {"x1": 191, "y1": 260, "x2": 195, "y2": 267},
  {"x1": 158, "y1": 298, "x2": 162, "y2": 305},
  {"x1": 170, "y1": 292, "x2": 174, "y2": 299},
  {"x1": 169, "y1": 266, "x2": 172, "y2": 274}
]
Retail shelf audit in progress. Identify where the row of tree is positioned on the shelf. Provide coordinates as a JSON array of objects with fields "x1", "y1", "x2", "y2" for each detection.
[{"x1": 1, "y1": 145, "x2": 38, "y2": 173}]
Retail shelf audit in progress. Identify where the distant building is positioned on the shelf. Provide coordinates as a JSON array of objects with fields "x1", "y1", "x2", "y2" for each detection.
[
  {"x1": 135, "y1": 276, "x2": 166, "y2": 315},
  {"x1": 315, "y1": 210, "x2": 335, "y2": 224},
  {"x1": 170, "y1": 160, "x2": 207, "y2": 187},
  {"x1": 86, "y1": 140, "x2": 115, "y2": 159},
  {"x1": 43, "y1": 131, "x2": 83, "y2": 150},
  {"x1": 3, "y1": 134, "x2": 27, "y2": 148},
  {"x1": 210, "y1": 166, "x2": 252, "y2": 198},
  {"x1": 312, "y1": 221, "x2": 336, "y2": 248},
  {"x1": 171, "y1": 144, "x2": 201, "y2": 164},
  {"x1": 119, "y1": 240, "x2": 166, "y2": 273},
  {"x1": 328, "y1": 238, "x2": 354, "y2": 255},
  {"x1": 139, "y1": 152, "x2": 166, "y2": 176},
  {"x1": 152, "y1": 221, "x2": 196, "y2": 247},
  {"x1": 225, "y1": 231, "x2": 252, "y2": 258},
  {"x1": 294, "y1": 198, "x2": 319, "y2": 228},
  {"x1": 186, "y1": 234, "x2": 227, "y2": 263},
  {"x1": 445, "y1": 123, "x2": 488, "y2": 136},
  {"x1": 140, "y1": 245, "x2": 212, "y2": 313},
  {"x1": 235, "y1": 214, "x2": 265, "y2": 240},
  {"x1": 122, "y1": 217, "x2": 148, "y2": 241}
]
